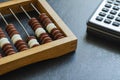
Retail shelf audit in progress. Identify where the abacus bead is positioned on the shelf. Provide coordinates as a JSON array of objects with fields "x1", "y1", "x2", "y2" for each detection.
[
  {"x1": 5, "y1": 48, "x2": 15, "y2": 55},
  {"x1": 39, "y1": 33, "x2": 49, "y2": 40},
  {"x1": 0, "y1": 28, "x2": 6, "y2": 38},
  {"x1": 29, "y1": 18, "x2": 43, "y2": 31},
  {"x1": 0, "y1": 28, "x2": 16, "y2": 56},
  {"x1": 0, "y1": 54, "x2": 2, "y2": 58},
  {"x1": 51, "y1": 28, "x2": 64, "y2": 39},
  {"x1": 15, "y1": 40, "x2": 28, "y2": 51},
  {"x1": 2, "y1": 43, "x2": 13, "y2": 51},
  {"x1": 28, "y1": 17, "x2": 52, "y2": 44},
  {"x1": 32, "y1": 44, "x2": 40, "y2": 47},
  {"x1": 41, "y1": 37, "x2": 52, "y2": 44},
  {"x1": 40, "y1": 33, "x2": 52, "y2": 44},
  {"x1": 39, "y1": 13, "x2": 65, "y2": 40},
  {"x1": 2, "y1": 43, "x2": 15, "y2": 56},
  {"x1": 43, "y1": 17, "x2": 52, "y2": 27},
  {"x1": 39, "y1": 13, "x2": 52, "y2": 27},
  {"x1": 27, "y1": 36, "x2": 39, "y2": 48},
  {"x1": 6, "y1": 24, "x2": 19, "y2": 38},
  {"x1": 18, "y1": 45, "x2": 28, "y2": 51}
]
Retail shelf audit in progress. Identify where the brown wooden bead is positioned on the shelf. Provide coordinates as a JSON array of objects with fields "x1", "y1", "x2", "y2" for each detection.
[
  {"x1": 32, "y1": 44, "x2": 39, "y2": 47},
  {"x1": 15, "y1": 40, "x2": 28, "y2": 51},
  {"x1": 41, "y1": 37, "x2": 52, "y2": 44},
  {"x1": 40, "y1": 33, "x2": 52, "y2": 44},
  {"x1": 39, "y1": 33, "x2": 49, "y2": 40},
  {"x1": 6, "y1": 24, "x2": 28, "y2": 52},
  {"x1": 51, "y1": 28, "x2": 64, "y2": 39},
  {"x1": 6, "y1": 24, "x2": 19, "y2": 38},
  {"x1": 0, "y1": 28, "x2": 6, "y2": 38},
  {"x1": 2, "y1": 43, "x2": 13, "y2": 51},
  {"x1": 39, "y1": 13, "x2": 65, "y2": 40},
  {"x1": 0, "y1": 54, "x2": 2, "y2": 58},
  {"x1": 0, "y1": 28, "x2": 16, "y2": 56},
  {"x1": 42, "y1": 17, "x2": 51, "y2": 27},
  {"x1": 29, "y1": 17, "x2": 43, "y2": 31},
  {"x1": 39, "y1": 13, "x2": 52, "y2": 27},
  {"x1": 28, "y1": 17, "x2": 52, "y2": 44},
  {"x1": 2, "y1": 43, "x2": 15, "y2": 55},
  {"x1": 27, "y1": 36, "x2": 35, "y2": 43}
]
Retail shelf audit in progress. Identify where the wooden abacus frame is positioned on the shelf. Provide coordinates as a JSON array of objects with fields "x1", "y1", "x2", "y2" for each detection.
[{"x1": 0, "y1": 0, "x2": 77, "y2": 75}]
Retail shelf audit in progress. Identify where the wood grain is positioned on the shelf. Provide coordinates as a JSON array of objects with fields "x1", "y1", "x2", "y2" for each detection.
[{"x1": 0, "y1": 0, "x2": 77, "y2": 75}]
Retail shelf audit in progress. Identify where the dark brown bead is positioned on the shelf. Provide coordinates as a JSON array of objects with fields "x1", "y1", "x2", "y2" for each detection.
[
  {"x1": 39, "y1": 13, "x2": 65, "y2": 40},
  {"x1": 28, "y1": 17, "x2": 52, "y2": 44},
  {"x1": 39, "y1": 33, "x2": 49, "y2": 40},
  {"x1": 2, "y1": 43, "x2": 13, "y2": 51},
  {"x1": 0, "y1": 54, "x2": 2, "y2": 58},
  {"x1": 6, "y1": 24, "x2": 28, "y2": 52},
  {"x1": 2, "y1": 43, "x2": 16, "y2": 56},
  {"x1": 15, "y1": 40, "x2": 28, "y2": 51},
  {"x1": 5, "y1": 48, "x2": 15, "y2": 55},
  {"x1": 26, "y1": 36, "x2": 35, "y2": 43},
  {"x1": 18, "y1": 45, "x2": 28, "y2": 51},
  {"x1": 0, "y1": 28, "x2": 6, "y2": 38},
  {"x1": 39, "y1": 13, "x2": 48, "y2": 22},
  {"x1": 51, "y1": 28, "x2": 64, "y2": 39},
  {"x1": 42, "y1": 17, "x2": 52, "y2": 27},
  {"x1": 0, "y1": 28, "x2": 16, "y2": 56},
  {"x1": 32, "y1": 44, "x2": 39, "y2": 47},
  {"x1": 29, "y1": 18, "x2": 43, "y2": 31},
  {"x1": 6, "y1": 24, "x2": 19, "y2": 38},
  {"x1": 51, "y1": 28, "x2": 60, "y2": 35},
  {"x1": 39, "y1": 13, "x2": 52, "y2": 27},
  {"x1": 41, "y1": 37, "x2": 52, "y2": 44}
]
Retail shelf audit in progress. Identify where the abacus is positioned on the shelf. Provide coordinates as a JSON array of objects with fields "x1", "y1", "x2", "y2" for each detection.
[{"x1": 0, "y1": 0, "x2": 77, "y2": 75}]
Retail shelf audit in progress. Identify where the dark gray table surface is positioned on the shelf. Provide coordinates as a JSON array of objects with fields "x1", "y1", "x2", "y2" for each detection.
[{"x1": 1, "y1": 0, "x2": 120, "y2": 80}]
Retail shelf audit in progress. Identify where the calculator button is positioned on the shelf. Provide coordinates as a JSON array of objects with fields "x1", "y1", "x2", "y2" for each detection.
[
  {"x1": 115, "y1": 17, "x2": 120, "y2": 21},
  {"x1": 114, "y1": 2, "x2": 120, "y2": 5},
  {"x1": 99, "y1": 12, "x2": 106, "y2": 17},
  {"x1": 104, "y1": 19, "x2": 112, "y2": 24},
  {"x1": 112, "y1": 22, "x2": 120, "y2": 26},
  {"x1": 102, "y1": 8, "x2": 109, "y2": 12},
  {"x1": 116, "y1": 0, "x2": 120, "y2": 3},
  {"x1": 110, "y1": 10, "x2": 117, "y2": 15},
  {"x1": 118, "y1": 13, "x2": 120, "y2": 16},
  {"x1": 107, "y1": 14, "x2": 114, "y2": 19},
  {"x1": 113, "y1": 6, "x2": 119, "y2": 10},
  {"x1": 107, "y1": 0, "x2": 114, "y2": 3},
  {"x1": 96, "y1": 16, "x2": 103, "y2": 21},
  {"x1": 105, "y1": 4, "x2": 112, "y2": 8}
]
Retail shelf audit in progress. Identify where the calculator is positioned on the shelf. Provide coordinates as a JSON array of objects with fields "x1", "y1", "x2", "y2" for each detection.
[{"x1": 87, "y1": 0, "x2": 120, "y2": 41}]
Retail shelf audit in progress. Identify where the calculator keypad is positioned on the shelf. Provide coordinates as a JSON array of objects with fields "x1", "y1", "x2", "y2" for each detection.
[
  {"x1": 107, "y1": 14, "x2": 114, "y2": 19},
  {"x1": 104, "y1": 19, "x2": 112, "y2": 24},
  {"x1": 95, "y1": 0, "x2": 120, "y2": 27},
  {"x1": 96, "y1": 16, "x2": 103, "y2": 21},
  {"x1": 99, "y1": 12, "x2": 106, "y2": 17},
  {"x1": 112, "y1": 21, "x2": 120, "y2": 26}
]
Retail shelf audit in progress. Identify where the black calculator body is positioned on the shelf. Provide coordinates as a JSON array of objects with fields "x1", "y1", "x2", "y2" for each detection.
[{"x1": 87, "y1": 0, "x2": 120, "y2": 42}]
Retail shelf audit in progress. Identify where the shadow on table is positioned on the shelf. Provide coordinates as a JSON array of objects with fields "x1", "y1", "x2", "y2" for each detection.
[
  {"x1": 0, "y1": 51, "x2": 75, "y2": 79},
  {"x1": 85, "y1": 33, "x2": 120, "y2": 54}
]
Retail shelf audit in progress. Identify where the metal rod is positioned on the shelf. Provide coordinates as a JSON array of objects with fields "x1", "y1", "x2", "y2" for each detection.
[
  {"x1": 20, "y1": 6, "x2": 31, "y2": 19},
  {"x1": 9, "y1": 8, "x2": 30, "y2": 37},
  {"x1": 0, "y1": 12, "x2": 8, "y2": 25},
  {"x1": 30, "y1": 3, "x2": 41, "y2": 15}
]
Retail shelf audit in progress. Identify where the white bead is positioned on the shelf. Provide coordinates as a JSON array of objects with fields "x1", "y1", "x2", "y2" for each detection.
[
  {"x1": 46, "y1": 23, "x2": 57, "y2": 33},
  {"x1": 0, "y1": 38, "x2": 10, "y2": 48},
  {"x1": 28, "y1": 39, "x2": 39, "y2": 48},
  {"x1": 35, "y1": 28, "x2": 46, "y2": 37},
  {"x1": 11, "y1": 34, "x2": 22, "y2": 44}
]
